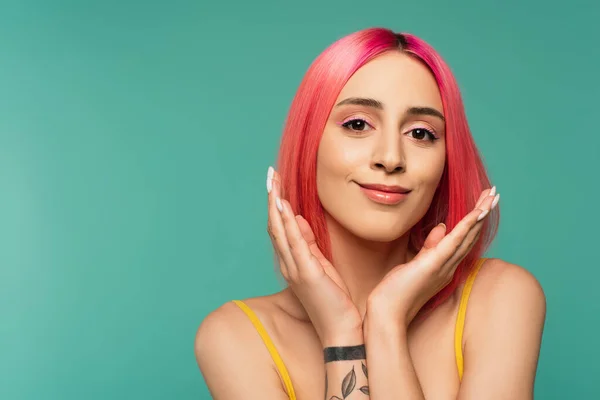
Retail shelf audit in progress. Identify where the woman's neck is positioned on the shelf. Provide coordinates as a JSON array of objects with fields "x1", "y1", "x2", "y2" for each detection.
[
  {"x1": 281, "y1": 213, "x2": 415, "y2": 323},
  {"x1": 324, "y1": 214, "x2": 413, "y2": 318}
]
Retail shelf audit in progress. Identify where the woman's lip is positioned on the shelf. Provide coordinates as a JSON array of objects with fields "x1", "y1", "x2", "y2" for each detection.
[
  {"x1": 359, "y1": 185, "x2": 409, "y2": 205},
  {"x1": 358, "y1": 183, "x2": 411, "y2": 193}
]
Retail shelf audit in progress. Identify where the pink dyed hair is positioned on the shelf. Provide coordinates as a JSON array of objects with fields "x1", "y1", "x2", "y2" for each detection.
[{"x1": 276, "y1": 27, "x2": 499, "y2": 313}]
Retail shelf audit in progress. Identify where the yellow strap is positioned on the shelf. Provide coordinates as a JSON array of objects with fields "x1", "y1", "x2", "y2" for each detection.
[
  {"x1": 454, "y1": 258, "x2": 487, "y2": 381},
  {"x1": 232, "y1": 300, "x2": 296, "y2": 400}
]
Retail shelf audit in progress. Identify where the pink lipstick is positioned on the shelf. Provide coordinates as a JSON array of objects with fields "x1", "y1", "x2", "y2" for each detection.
[{"x1": 357, "y1": 183, "x2": 411, "y2": 205}]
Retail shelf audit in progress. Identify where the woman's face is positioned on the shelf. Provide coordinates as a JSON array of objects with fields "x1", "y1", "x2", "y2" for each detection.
[{"x1": 316, "y1": 51, "x2": 446, "y2": 242}]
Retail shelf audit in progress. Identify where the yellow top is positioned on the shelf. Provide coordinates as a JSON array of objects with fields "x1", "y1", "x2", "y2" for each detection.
[
  {"x1": 232, "y1": 257, "x2": 486, "y2": 399},
  {"x1": 231, "y1": 299, "x2": 298, "y2": 399},
  {"x1": 455, "y1": 257, "x2": 486, "y2": 381}
]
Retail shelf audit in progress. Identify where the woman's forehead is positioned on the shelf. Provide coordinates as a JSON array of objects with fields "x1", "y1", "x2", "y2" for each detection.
[{"x1": 335, "y1": 52, "x2": 443, "y2": 112}]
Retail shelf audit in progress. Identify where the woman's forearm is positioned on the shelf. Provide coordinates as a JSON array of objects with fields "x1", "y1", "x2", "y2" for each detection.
[
  {"x1": 324, "y1": 357, "x2": 370, "y2": 399},
  {"x1": 364, "y1": 314, "x2": 425, "y2": 399},
  {"x1": 323, "y1": 332, "x2": 370, "y2": 399}
]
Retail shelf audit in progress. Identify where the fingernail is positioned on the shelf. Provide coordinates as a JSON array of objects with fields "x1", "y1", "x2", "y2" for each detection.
[
  {"x1": 489, "y1": 186, "x2": 496, "y2": 197},
  {"x1": 266, "y1": 166, "x2": 274, "y2": 193},
  {"x1": 477, "y1": 209, "x2": 489, "y2": 222},
  {"x1": 491, "y1": 193, "x2": 500, "y2": 209},
  {"x1": 276, "y1": 197, "x2": 283, "y2": 212}
]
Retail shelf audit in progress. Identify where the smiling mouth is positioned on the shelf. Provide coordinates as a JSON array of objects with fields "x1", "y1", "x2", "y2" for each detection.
[{"x1": 356, "y1": 182, "x2": 411, "y2": 205}]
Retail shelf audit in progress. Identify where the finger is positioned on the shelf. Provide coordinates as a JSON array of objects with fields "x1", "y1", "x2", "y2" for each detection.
[
  {"x1": 422, "y1": 223, "x2": 447, "y2": 250},
  {"x1": 279, "y1": 199, "x2": 324, "y2": 281},
  {"x1": 442, "y1": 223, "x2": 483, "y2": 275},
  {"x1": 436, "y1": 193, "x2": 496, "y2": 261},
  {"x1": 271, "y1": 168, "x2": 281, "y2": 192},
  {"x1": 266, "y1": 165, "x2": 275, "y2": 194},
  {"x1": 417, "y1": 190, "x2": 497, "y2": 277},
  {"x1": 267, "y1": 173, "x2": 296, "y2": 280},
  {"x1": 266, "y1": 166, "x2": 277, "y2": 240},
  {"x1": 475, "y1": 186, "x2": 496, "y2": 209},
  {"x1": 295, "y1": 215, "x2": 330, "y2": 266},
  {"x1": 296, "y1": 214, "x2": 346, "y2": 289},
  {"x1": 266, "y1": 167, "x2": 286, "y2": 278},
  {"x1": 444, "y1": 192, "x2": 499, "y2": 269},
  {"x1": 432, "y1": 187, "x2": 493, "y2": 258},
  {"x1": 474, "y1": 190, "x2": 487, "y2": 209}
]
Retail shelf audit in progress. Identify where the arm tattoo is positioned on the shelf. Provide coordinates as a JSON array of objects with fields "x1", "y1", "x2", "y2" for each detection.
[
  {"x1": 326, "y1": 366, "x2": 356, "y2": 400},
  {"x1": 360, "y1": 362, "x2": 369, "y2": 395},
  {"x1": 324, "y1": 361, "x2": 370, "y2": 399},
  {"x1": 323, "y1": 345, "x2": 366, "y2": 363}
]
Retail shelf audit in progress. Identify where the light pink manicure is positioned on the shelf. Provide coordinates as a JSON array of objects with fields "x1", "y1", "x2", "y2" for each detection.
[
  {"x1": 491, "y1": 194, "x2": 500, "y2": 209},
  {"x1": 477, "y1": 209, "x2": 489, "y2": 222}
]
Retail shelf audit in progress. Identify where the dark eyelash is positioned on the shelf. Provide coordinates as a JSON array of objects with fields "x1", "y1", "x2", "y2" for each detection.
[
  {"x1": 411, "y1": 127, "x2": 439, "y2": 141},
  {"x1": 340, "y1": 118, "x2": 371, "y2": 131},
  {"x1": 339, "y1": 119, "x2": 439, "y2": 141}
]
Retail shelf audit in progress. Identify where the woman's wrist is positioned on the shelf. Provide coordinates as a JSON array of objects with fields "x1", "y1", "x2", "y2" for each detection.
[
  {"x1": 322, "y1": 329, "x2": 364, "y2": 348},
  {"x1": 365, "y1": 303, "x2": 409, "y2": 338}
]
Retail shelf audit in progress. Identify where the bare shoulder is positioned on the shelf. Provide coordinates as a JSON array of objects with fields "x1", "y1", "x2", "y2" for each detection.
[
  {"x1": 466, "y1": 258, "x2": 546, "y2": 331},
  {"x1": 195, "y1": 300, "x2": 256, "y2": 359},
  {"x1": 194, "y1": 293, "x2": 291, "y2": 399},
  {"x1": 471, "y1": 257, "x2": 546, "y2": 312},
  {"x1": 457, "y1": 259, "x2": 547, "y2": 396},
  {"x1": 194, "y1": 292, "x2": 289, "y2": 364}
]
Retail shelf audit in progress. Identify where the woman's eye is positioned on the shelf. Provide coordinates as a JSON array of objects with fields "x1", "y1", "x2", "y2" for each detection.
[
  {"x1": 408, "y1": 128, "x2": 438, "y2": 141},
  {"x1": 341, "y1": 118, "x2": 372, "y2": 132}
]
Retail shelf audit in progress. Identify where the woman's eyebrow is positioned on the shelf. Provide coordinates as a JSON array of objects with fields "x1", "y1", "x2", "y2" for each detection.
[
  {"x1": 334, "y1": 97, "x2": 445, "y2": 122},
  {"x1": 335, "y1": 97, "x2": 383, "y2": 109},
  {"x1": 407, "y1": 106, "x2": 445, "y2": 122}
]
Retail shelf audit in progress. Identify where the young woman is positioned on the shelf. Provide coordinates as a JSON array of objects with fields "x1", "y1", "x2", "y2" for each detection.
[{"x1": 195, "y1": 27, "x2": 546, "y2": 399}]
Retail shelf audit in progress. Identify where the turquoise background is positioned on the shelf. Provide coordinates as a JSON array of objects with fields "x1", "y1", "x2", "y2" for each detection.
[{"x1": 1, "y1": 0, "x2": 598, "y2": 398}]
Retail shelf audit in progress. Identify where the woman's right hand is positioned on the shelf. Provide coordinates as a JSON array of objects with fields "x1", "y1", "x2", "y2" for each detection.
[{"x1": 266, "y1": 167, "x2": 363, "y2": 347}]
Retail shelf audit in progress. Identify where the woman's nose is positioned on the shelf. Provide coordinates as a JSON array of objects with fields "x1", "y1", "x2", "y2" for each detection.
[{"x1": 371, "y1": 132, "x2": 406, "y2": 173}]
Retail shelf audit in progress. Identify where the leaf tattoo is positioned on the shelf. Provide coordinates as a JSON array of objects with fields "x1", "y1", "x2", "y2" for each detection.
[
  {"x1": 327, "y1": 363, "x2": 367, "y2": 399},
  {"x1": 360, "y1": 362, "x2": 370, "y2": 394},
  {"x1": 341, "y1": 366, "x2": 356, "y2": 398},
  {"x1": 327, "y1": 366, "x2": 358, "y2": 400}
]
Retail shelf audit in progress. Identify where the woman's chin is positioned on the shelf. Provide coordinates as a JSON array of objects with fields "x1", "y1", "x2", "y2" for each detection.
[
  {"x1": 345, "y1": 221, "x2": 411, "y2": 243},
  {"x1": 324, "y1": 211, "x2": 414, "y2": 243}
]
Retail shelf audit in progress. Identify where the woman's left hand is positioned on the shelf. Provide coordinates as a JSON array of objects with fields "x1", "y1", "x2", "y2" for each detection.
[{"x1": 367, "y1": 187, "x2": 500, "y2": 327}]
